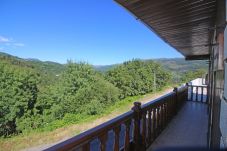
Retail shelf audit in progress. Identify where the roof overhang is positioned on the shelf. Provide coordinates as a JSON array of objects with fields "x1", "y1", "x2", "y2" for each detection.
[{"x1": 115, "y1": 0, "x2": 217, "y2": 60}]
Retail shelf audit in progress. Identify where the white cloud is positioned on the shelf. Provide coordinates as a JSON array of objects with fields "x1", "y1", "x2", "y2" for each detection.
[
  {"x1": 0, "y1": 36, "x2": 10, "y2": 43},
  {"x1": 13, "y1": 43, "x2": 25, "y2": 47},
  {"x1": 0, "y1": 35, "x2": 25, "y2": 47}
]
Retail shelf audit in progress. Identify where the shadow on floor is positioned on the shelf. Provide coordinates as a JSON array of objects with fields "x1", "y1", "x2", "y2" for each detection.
[{"x1": 148, "y1": 101, "x2": 208, "y2": 151}]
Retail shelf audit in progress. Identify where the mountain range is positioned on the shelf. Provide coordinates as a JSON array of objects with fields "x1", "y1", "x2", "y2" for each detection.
[{"x1": 0, "y1": 52, "x2": 208, "y2": 75}]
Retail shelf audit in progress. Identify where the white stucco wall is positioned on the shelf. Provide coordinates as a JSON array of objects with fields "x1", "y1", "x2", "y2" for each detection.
[{"x1": 188, "y1": 78, "x2": 206, "y2": 86}]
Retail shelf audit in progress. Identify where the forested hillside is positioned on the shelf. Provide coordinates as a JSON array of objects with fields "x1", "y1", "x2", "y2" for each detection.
[
  {"x1": 153, "y1": 58, "x2": 207, "y2": 73},
  {"x1": 0, "y1": 53, "x2": 171, "y2": 137},
  {"x1": 153, "y1": 58, "x2": 207, "y2": 83},
  {"x1": 0, "y1": 52, "x2": 206, "y2": 137},
  {"x1": 94, "y1": 58, "x2": 208, "y2": 75},
  {"x1": 0, "y1": 52, "x2": 65, "y2": 75}
]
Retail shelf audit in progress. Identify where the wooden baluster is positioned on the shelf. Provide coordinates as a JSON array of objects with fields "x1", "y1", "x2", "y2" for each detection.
[
  {"x1": 160, "y1": 105, "x2": 163, "y2": 130},
  {"x1": 163, "y1": 103, "x2": 167, "y2": 127},
  {"x1": 196, "y1": 86, "x2": 198, "y2": 101},
  {"x1": 163, "y1": 103, "x2": 167, "y2": 129},
  {"x1": 160, "y1": 104, "x2": 164, "y2": 130},
  {"x1": 113, "y1": 126, "x2": 121, "y2": 151},
  {"x1": 162, "y1": 104, "x2": 165, "y2": 129},
  {"x1": 201, "y1": 86, "x2": 204, "y2": 102},
  {"x1": 186, "y1": 86, "x2": 188, "y2": 102},
  {"x1": 124, "y1": 120, "x2": 131, "y2": 151},
  {"x1": 147, "y1": 109, "x2": 152, "y2": 145},
  {"x1": 186, "y1": 83, "x2": 189, "y2": 101},
  {"x1": 165, "y1": 101, "x2": 168, "y2": 123},
  {"x1": 170, "y1": 96, "x2": 174, "y2": 118},
  {"x1": 168, "y1": 98, "x2": 172, "y2": 121},
  {"x1": 156, "y1": 106, "x2": 160, "y2": 135},
  {"x1": 152, "y1": 108, "x2": 156, "y2": 141},
  {"x1": 173, "y1": 87, "x2": 178, "y2": 113},
  {"x1": 184, "y1": 89, "x2": 186, "y2": 102},
  {"x1": 169, "y1": 96, "x2": 175, "y2": 117},
  {"x1": 169, "y1": 97, "x2": 175, "y2": 120},
  {"x1": 168, "y1": 99, "x2": 171, "y2": 119},
  {"x1": 82, "y1": 142, "x2": 90, "y2": 151},
  {"x1": 172, "y1": 95, "x2": 175, "y2": 116},
  {"x1": 99, "y1": 133, "x2": 107, "y2": 151},
  {"x1": 206, "y1": 86, "x2": 208, "y2": 103},
  {"x1": 170, "y1": 95, "x2": 173, "y2": 116},
  {"x1": 198, "y1": 86, "x2": 200, "y2": 102},
  {"x1": 166, "y1": 102, "x2": 169, "y2": 124},
  {"x1": 172, "y1": 95, "x2": 175, "y2": 117},
  {"x1": 166, "y1": 101, "x2": 170, "y2": 123},
  {"x1": 191, "y1": 85, "x2": 193, "y2": 101},
  {"x1": 132, "y1": 102, "x2": 144, "y2": 151},
  {"x1": 141, "y1": 111, "x2": 146, "y2": 148},
  {"x1": 182, "y1": 89, "x2": 184, "y2": 101}
]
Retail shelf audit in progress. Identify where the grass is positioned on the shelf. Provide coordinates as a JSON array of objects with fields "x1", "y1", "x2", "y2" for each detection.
[{"x1": 0, "y1": 86, "x2": 173, "y2": 151}]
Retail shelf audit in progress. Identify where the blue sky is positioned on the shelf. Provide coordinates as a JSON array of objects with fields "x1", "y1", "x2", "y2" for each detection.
[{"x1": 0, "y1": 0, "x2": 182, "y2": 65}]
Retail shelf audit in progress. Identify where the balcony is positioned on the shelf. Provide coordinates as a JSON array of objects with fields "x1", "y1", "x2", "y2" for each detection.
[
  {"x1": 45, "y1": 84, "x2": 208, "y2": 151},
  {"x1": 43, "y1": 0, "x2": 225, "y2": 149},
  {"x1": 149, "y1": 101, "x2": 208, "y2": 150}
]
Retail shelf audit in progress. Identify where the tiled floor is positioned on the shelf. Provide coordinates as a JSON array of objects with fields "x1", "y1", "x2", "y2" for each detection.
[{"x1": 148, "y1": 101, "x2": 208, "y2": 151}]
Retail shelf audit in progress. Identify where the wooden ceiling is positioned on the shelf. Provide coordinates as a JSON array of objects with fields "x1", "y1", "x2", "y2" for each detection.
[{"x1": 115, "y1": 0, "x2": 217, "y2": 60}]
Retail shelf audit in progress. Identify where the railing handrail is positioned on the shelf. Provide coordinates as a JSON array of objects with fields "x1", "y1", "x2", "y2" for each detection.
[
  {"x1": 189, "y1": 84, "x2": 208, "y2": 88},
  {"x1": 188, "y1": 84, "x2": 208, "y2": 103},
  {"x1": 177, "y1": 85, "x2": 188, "y2": 93},
  {"x1": 46, "y1": 85, "x2": 189, "y2": 151},
  {"x1": 142, "y1": 91, "x2": 175, "y2": 110},
  {"x1": 45, "y1": 110, "x2": 134, "y2": 151}
]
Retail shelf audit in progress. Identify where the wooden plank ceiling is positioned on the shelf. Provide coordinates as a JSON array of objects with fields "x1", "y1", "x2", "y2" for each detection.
[{"x1": 115, "y1": 0, "x2": 217, "y2": 60}]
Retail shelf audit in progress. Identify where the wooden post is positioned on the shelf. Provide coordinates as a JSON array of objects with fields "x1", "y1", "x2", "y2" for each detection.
[
  {"x1": 201, "y1": 86, "x2": 204, "y2": 102},
  {"x1": 156, "y1": 107, "x2": 160, "y2": 135},
  {"x1": 191, "y1": 85, "x2": 193, "y2": 101},
  {"x1": 173, "y1": 87, "x2": 178, "y2": 114},
  {"x1": 186, "y1": 83, "x2": 189, "y2": 101},
  {"x1": 132, "y1": 102, "x2": 145, "y2": 151},
  {"x1": 147, "y1": 109, "x2": 152, "y2": 145},
  {"x1": 196, "y1": 86, "x2": 198, "y2": 102},
  {"x1": 99, "y1": 133, "x2": 107, "y2": 151},
  {"x1": 113, "y1": 126, "x2": 120, "y2": 151},
  {"x1": 82, "y1": 142, "x2": 90, "y2": 151},
  {"x1": 152, "y1": 108, "x2": 156, "y2": 141},
  {"x1": 141, "y1": 112, "x2": 146, "y2": 148},
  {"x1": 206, "y1": 86, "x2": 209, "y2": 104},
  {"x1": 124, "y1": 120, "x2": 131, "y2": 151}
]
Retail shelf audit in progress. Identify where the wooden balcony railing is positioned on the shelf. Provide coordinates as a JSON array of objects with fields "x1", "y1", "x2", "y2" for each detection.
[
  {"x1": 46, "y1": 85, "x2": 188, "y2": 151},
  {"x1": 188, "y1": 85, "x2": 208, "y2": 103}
]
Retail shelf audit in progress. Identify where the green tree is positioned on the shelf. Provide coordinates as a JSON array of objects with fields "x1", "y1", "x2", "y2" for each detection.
[
  {"x1": 48, "y1": 62, "x2": 120, "y2": 116},
  {"x1": 0, "y1": 62, "x2": 39, "y2": 136},
  {"x1": 106, "y1": 59, "x2": 172, "y2": 98},
  {"x1": 181, "y1": 69, "x2": 206, "y2": 83}
]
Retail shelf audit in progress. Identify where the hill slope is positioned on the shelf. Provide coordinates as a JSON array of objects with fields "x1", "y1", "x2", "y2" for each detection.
[
  {"x1": 153, "y1": 58, "x2": 208, "y2": 73},
  {"x1": 0, "y1": 52, "x2": 208, "y2": 75},
  {"x1": 94, "y1": 58, "x2": 208, "y2": 73},
  {"x1": 0, "y1": 52, "x2": 65, "y2": 76}
]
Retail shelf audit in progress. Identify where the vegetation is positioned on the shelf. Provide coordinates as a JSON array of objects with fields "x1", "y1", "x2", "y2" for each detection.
[
  {"x1": 0, "y1": 88, "x2": 171, "y2": 151},
  {"x1": 0, "y1": 52, "x2": 206, "y2": 139},
  {"x1": 153, "y1": 58, "x2": 207, "y2": 83},
  {"x1": 106, "y1": 60, "x2": 172, "y2": 98},
  {"x1": 0, "y1": 61, "x2": 39, "y2": 136},
  {"x1": 180, "y1": 69, "x2": 207, "y2": 83}
]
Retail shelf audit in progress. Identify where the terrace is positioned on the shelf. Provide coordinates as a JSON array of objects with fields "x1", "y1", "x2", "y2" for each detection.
[
  {"x1": 46, "y1": 84, "x2": 209, "y2": 151},
  {"x1": 46, "y1": 0, "x2": 226, "y2": 150}
]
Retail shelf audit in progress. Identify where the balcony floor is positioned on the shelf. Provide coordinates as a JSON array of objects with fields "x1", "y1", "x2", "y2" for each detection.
[{"x1": 148, "y1": 101, "x2": 208, "y2": 151}]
